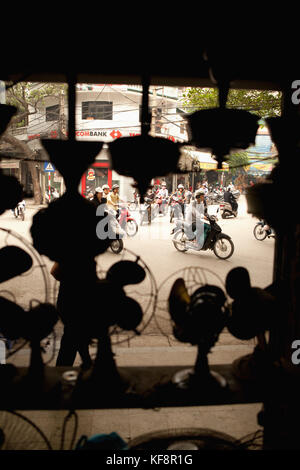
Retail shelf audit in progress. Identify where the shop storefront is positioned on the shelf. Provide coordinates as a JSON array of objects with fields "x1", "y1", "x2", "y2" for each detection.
[{"x1": 80, "y1": 161, "x2": 112, "y2": 196}]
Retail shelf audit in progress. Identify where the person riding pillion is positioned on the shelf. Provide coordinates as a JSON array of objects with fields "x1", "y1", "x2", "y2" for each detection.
[
  {"x1": 170, "y1": 184, "x2": 186, "y2": 217},
  {"x1": 185, "y1": 189, "x2": 209, "y2": 248}
]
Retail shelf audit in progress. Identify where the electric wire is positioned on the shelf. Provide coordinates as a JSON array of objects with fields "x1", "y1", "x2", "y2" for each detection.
[{"x1": 60, "y1": 409, "x2": 78, "y2": 450}]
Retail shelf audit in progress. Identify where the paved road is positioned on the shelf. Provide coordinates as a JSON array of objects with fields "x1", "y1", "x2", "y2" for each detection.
[
  {"x1": 0, "y1": 196, "x2": 274, "y2": 365},
  {"x1": 0, "y1": 196, "x2": 275, "y2": 307}
]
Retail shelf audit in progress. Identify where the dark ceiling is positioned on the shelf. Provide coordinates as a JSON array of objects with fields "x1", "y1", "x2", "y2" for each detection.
[{"x1": 1, "y1": 41, "x2": 297, "y2": 91}]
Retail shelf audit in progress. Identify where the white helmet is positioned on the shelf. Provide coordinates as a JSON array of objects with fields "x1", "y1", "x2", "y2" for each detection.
[
  {"x1": 195, "y1": 190, "x2": 205, "y2": 197},
  {"x1": 102, "y1": 184, "x2": 110, "y2": 190},
  {"x1": 178, "y1": 184, "x2": 184, "y2": 189},
  {"x1": 161, "y1": 181, "x2": 167, "y2": 186},
  {"x1": 95, "y1": 187, "x2": 103, "y2": 193}
]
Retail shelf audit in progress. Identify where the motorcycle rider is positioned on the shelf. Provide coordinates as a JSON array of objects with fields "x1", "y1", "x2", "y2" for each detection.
[
  {"x1": 156, "y1": 181, "x2": 169, "y2": 215},
  {"x1": 185, "y1": 189, "x2": 209, "y2": 248},
  {"x1": 107, "y1": 184, "x2": 122, "y2": 217},
  {"x1": 170, "y1": 184, "x2": 186, "y2": 218},
  {"x1": 224, "y1": 186, "x2": 238, "y2": 214},
  {"x1": 144, "y1": 186, "x2": 155, "y2": 224},
  {"x1": 102, "y1": 184, "x2": 111, "y2": 199},
  {"x1": 184, "y1": 186, "x2": 193, "y2": 204},
  {"x1": 92, "y1": 187, "x2": 106, "y2": 208}
]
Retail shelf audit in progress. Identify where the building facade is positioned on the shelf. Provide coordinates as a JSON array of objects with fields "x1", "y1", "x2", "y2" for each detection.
[{"x1": 2, "y1": 83, "x2": 188, "y2": 201}]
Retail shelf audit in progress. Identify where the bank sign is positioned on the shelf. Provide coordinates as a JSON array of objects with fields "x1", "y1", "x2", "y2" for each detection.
[
  {"x1": 76, "y1": 129, "x2": 125, "y2": 139},
  {"x1": 75, "y1": 129, "x2": 176, "y2": 142}
]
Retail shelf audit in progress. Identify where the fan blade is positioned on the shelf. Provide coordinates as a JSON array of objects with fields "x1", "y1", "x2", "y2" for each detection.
[
  {"x1": 168, "y1": 278, "x2": 191, "y2": 324},
  {"x1": 225, "y1": 266, "x2": 251, "y2": 299},
  {"x1": 0, "y1": 246, "x2": 32, "y2": 283},
  {"x1": 106, "y1": 261, "x2": 146, "y2": 287}
]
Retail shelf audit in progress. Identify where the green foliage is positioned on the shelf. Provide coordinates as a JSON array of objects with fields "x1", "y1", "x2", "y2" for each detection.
[
  {"x1": 181, "y1": 87, "x2": 281, "y2": 118},
  {"x1": 227, "y1": 151, "x2": 249, "y2": 175},
  {"x1": 6, "y1": 82, "x2": 67, "y2": 126}
]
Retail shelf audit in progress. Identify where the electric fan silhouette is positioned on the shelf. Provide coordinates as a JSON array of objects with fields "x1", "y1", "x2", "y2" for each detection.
[
  {"x1": 0, "y1": 227, "x2": 54, "y2": 365},
  {"x1": 52, "y1": 247, "x2": 158, "y2": 353},
  {"x1": 128, "y1": 427, "x2": 240, "y2": 451},
  {"x1": 95, "y1": 247, "x2": 158, "y2": 345},
  {"x1": 155, "y1": 266, "x2": 230, "y2": 391},
  {"x1": 0, "y1": 410, "x2": 53, "y2": 450}
]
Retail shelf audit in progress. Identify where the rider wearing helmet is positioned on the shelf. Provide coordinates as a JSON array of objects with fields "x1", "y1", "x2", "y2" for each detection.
[
  {"x1": 102, "y1": 184, "x2": 111, "y2": 198},
  {"x1": 107, "y1": 184, "x2": 120, "y2": 213},
  {"x1": 170, "y1": 184, "x2": 186, "y2": 218},
  {"x1": 224, "y1": 186, "x2": 238, "y2": 213},
  {"x1": 185, "y1": 189, "x2": 208, "y2": 246},
  {"x1": 92, "y1": 187, "x2": 105, "y2": 208},
  {"x1": 156, "y1": 181, "x2": 169, "y2": 215}
]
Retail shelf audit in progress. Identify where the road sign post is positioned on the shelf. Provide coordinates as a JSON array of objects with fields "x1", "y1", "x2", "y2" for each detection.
[{"x1": 43, "y1": 162, "x2": 55, "y2": 203}]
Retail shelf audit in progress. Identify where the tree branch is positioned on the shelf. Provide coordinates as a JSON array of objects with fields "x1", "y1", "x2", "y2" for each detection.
[{"x1": 1, "y1": 132, "x2": 35, "y2": 160}]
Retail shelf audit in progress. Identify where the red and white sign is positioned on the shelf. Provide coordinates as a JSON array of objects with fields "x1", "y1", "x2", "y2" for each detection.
[
  {"x1": 110, "y1": 130, "x2": 122, "y2": 139},
  {"x1": 87, "y1": 168, "x2": 95, "y2": 181}
]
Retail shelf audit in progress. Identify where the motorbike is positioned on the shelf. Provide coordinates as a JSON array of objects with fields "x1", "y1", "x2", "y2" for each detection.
[
  {"x1": 231, "y1": 189, "x2": 240, "y2": 200},
  {"x1": 253, "y1": 220, "x2": 275, "y2": 241},
  {"x1": 105, "y1": 210, "x2": 125, "y2": 254},
  {"x1": 13, "y1": 201, "x2": 26, "y2": 221},
  {"x1": 206, "y1": 189, "x2": 224, "y2": 205},
  {"x1": 171, "y1": 214, "x2": 234, "y2": 260},
  {"x1": 219, "y1": 201, "x2": 238, "y2": 218},
  {"x1": 139, "y1": 196, "x2": 159, "y2": 225},
  {"x1": 156, "y1": 196, "x2": 169, "y2": 216},
  {"x1": 169, "y1": 196, "x2": 184, "y2": 223},
  {"x1": 118, "y1": 203, "x2": 138, "y2": 237}
]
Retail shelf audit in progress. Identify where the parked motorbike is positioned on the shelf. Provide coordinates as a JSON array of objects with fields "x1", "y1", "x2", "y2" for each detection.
[
  {"x1": 253, "y1": 220, "x2": 275, "y2": 241},
  {"x1": 231, "y1": 189, "x2": 240, "y2": 200},
  {"x1": 118, "y1": 203, "x2": 138, "y2": 237},
  {"x1": 206, "y1": 189, "x2": 224, "y2": 205},
  {"x1": 171, "y1": 214, "x2": 234, "y2": 259},
  {"x1": 219, "y1": 201, "x2": 238, "y2": 218}
]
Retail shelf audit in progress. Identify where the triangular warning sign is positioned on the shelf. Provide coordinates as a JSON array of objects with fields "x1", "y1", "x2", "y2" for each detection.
[{"x1": 45, "y1": 163, "x2": 54, "y2": 171}]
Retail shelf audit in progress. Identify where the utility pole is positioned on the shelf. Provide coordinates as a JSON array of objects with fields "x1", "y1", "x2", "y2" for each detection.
[
  {"x1": 151, "y1": 86, "x2": 157, "y2": 136},
  {"x1": 59, "y1": 87, "x2": 67, "y2": 195},
  {"x1": 59, "y1": 88, "x2": 67, "y2": 139}
]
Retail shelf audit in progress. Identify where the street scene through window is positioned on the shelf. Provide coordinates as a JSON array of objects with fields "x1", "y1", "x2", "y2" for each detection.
[{"x1": 0, "y1": 81, "x2": 279, "y2": 368}]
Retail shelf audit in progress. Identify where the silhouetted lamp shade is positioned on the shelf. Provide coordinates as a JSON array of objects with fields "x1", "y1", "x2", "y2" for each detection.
[
  {"x1": 186, "y1": 108, "x2": 260, "y2": 160},
  {"x1": 41, "y1": 140, "x2": 104, "y2": 190},
  {"x1": 109, "y1": 135, "x2": 181, "y2": 199},
  {"x1": 0, "y1": 104, "x2": 17, "y2": 136}
]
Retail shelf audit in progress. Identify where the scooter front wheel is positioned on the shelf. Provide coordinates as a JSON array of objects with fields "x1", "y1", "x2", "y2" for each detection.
[
  {"x1": 253, "y1": 223, "x2": 267, "y2": 241},
  {"x1": 126, "y1": 220, "x2": 138, "y2": 237},
  {"x1": 213, "y1": 235, "x2": 234, "y2": 260},
  {"x1": 172, "y1": 231, "x2": 188, "y2": 252}
]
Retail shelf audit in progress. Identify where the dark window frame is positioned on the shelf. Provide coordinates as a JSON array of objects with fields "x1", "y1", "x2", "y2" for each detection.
[
  {"x1": 82, "y1": 101, "x2": 113, "y2": 120},
  {"x1": 46, "y1": 104, "x2": 60, "y2": 122}
]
